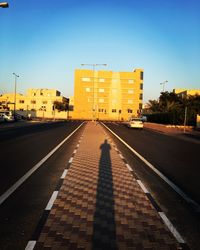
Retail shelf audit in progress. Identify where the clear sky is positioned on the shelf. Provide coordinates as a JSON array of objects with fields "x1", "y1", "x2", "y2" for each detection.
[{"x1": 0, "y1": 0, "x2": 199, "y2": 103}]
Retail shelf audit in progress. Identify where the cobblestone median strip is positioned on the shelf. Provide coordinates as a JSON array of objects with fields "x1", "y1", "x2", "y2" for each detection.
[{"x1": 26, "y1": 122, "x2": 188, "y2": 250}]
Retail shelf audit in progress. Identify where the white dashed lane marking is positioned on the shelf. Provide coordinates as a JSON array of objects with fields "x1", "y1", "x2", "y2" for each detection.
[
  {"x1": 45, "y1": 191, "x2": 58, "y2": 210},
  {"x1": 0, "y1": 123, "x2": 84, "y2": 206},
  {"x1": 61, "y1": 169, "x2": 68, "y2": 179}
]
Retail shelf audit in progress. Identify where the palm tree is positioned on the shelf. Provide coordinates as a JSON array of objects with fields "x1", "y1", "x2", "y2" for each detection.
[{"x1": 146, "y1": 100, "x2": 160, "y2": 113}]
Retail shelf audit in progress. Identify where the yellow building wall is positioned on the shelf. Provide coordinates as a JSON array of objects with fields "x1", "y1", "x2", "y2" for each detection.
[
  {"x1": 174, "y1": 89, "x2": 200, "y2": 96},
  {"x1": 0, "y1": 88, "x2": 67, "y2": 119},
  {"x1": 73, "y1": 68, "x2": 143, "y2": 121}
]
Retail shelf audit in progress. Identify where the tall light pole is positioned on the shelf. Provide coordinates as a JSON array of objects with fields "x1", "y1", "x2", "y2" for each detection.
[
  {"x1": 0, "y1": 2, "x2": 9, "y2": 8},
  {"x1": 160, "y1": 80, "x2": 168, "y2": 92},
  {"x1": 81, "y1": 63, "x2": 107, "y2": 121},
  {"x1": 13, "y1": 73, "x2": 19, "y2": 120}
]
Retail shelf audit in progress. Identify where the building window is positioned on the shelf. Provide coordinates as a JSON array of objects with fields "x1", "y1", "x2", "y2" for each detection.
[
  {"x1": 19, "y1": 100, "x2": 24, "y2": 103},
  {"x1": 81, "y1": 77, "x2": 91, "y2": 82},
  {"x1": 98, "y1": 108, "x2": 104, "y2": 112},
  {"x1": 31, "y1": 100, "x2": 36, "y2": 104},
  {"x1": 40, "y1": 106, "x2": 46, "y2": 111},
  {"x1": 128, "y1": 100, "x2": 133, "y2": 104},
  {"x1": 140, "y1": 83, "x2": 143, "y2": 90},
  {"x1": 85, "y1": 87, "x2": 91, "y2": 92},
  {"x1": 127, "y1": 109, "x2": 132, "y2": 113},
  {"x1": 112, "y1": 109, "x2": 117, "y2": 113},
  {"x1": 43, "y1": 101, "x2": 47, "y2": 104},
  {"x1": 19, "y1": 108, "x2": 24, "y2": 111},
  {"x1": 139, "y1": 93, "x2": 143, "y2": 100},
  {"x1": 99, "y1": 88, "x2": 104, "y2": 93},
  {"x1": 99, "y1": 98, "x2": 104, "y2": 103},
  {"x1": 140, "y1": 71, "x2": 143, "y2": 80},
  {"x1": 128, "y1": 79, "x2": 134, "y2": 84},
  {"x1": 128, "y1": 89, "x2": 134, "y2": 94},
  {"x1": 99, "y1": 78, "x2": 105, "y2": 83},
  {"x1": 139, "y1": 103, "x2": 143, "y2": 109}
]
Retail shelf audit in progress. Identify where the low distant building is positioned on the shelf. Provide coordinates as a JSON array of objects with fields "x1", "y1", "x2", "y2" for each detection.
[
  {"x1": 73, "y1": 68, "x2": 144, "y2": 121},
  {"x1": 173, "y1": 89, "x2": 200, "y2": 98},
  {"x1": 0, "y1": 88, "x2": 68, "y2": 119}
]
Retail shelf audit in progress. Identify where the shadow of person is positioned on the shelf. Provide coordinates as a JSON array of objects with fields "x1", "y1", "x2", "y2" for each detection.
[{"x1": 92, "y1": 139, "x2": 117, "y2": 250}]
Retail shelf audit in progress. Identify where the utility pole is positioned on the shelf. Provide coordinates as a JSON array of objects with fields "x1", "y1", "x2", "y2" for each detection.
[
  {"x1": 183, "y1": 106, "x2": 188, "y2": 133},
  {"x1": 13, "y1": 73, "x2": 19, "y2": 120}
]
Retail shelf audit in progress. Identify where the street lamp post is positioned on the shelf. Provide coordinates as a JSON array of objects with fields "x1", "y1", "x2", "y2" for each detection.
[
  {"x1": 160, "y1": 80, "x2": 168, "y2": 92},
  {"x1": 81, "y1": 63, "x2": 107, "y2": 121},
  {"x1": 0, "y1": 2, "x2": 9, "y2": 8},
  {"x1": 13, "y1": 73, "x2": 19, "y2": 120}
]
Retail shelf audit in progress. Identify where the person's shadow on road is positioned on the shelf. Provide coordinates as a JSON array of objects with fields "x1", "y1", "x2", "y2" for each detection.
[{"x1": 92, "y1": 139, "x2": 117, "y2": 250}]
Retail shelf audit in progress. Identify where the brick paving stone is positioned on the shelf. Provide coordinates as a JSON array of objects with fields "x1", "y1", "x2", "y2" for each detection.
[{"x1": 34, "y1": 122, "x2": 181, "y2": 250}]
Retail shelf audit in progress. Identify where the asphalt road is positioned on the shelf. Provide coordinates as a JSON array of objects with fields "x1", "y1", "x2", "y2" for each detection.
[
  {"x1": 0, "y1": 121, "x2": 85, "y2": 250},
  {"x1": 0, "y1": 121, "x2": 200, "y2": 250},
  {"x1": 103, "y1": 122, "x2": 200, "y2": 204},
  {"x1": 102, "y1": 122, "x2": 200, "y2": 250}
]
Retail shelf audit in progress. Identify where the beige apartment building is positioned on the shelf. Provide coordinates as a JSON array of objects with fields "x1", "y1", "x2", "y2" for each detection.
[
  {"x1": 73, "y1": 68, "x2": 144, "y2": 121},
  {"x1": 0, "y1": 88, "x2": 68, "y2": 119},
  {"x1": 173, "y1": 89, "x2": 200, "y2": 98}
]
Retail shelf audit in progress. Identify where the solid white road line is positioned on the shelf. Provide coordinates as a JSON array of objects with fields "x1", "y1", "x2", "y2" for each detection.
[
  {"x1": 25, "y1": 240, "x2": 36, "y2": 250},
  {"x1": 102, "y1": 123, "x2": 200, "y2": 210},
  {"x1": 0, "y1": 122, "x2": 84, "y2": 206},
  {"x1": 158, "y1": 212, "x2": 185, "y2": 243},
  {"x1": 45, "y1": 191, "x2": 58, "y2": 210}
]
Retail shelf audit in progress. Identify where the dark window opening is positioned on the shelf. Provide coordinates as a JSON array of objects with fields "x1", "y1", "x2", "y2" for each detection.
[
  {"x1": 140, "y1": 71, "x2": 143, "y2": 80},
  {"x1": 127, "y1": 109, "x2": 132, "y2": 113}
]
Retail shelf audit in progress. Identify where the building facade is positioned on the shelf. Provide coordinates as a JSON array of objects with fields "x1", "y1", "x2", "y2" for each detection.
[
  {"x1": 173, "y1": 89, "x2": 200, "y2": 98},
  {"x1": 0, "y1": 88, "x2": 68, "y2": 119},
  {"x1": 73, "y1": 68, "x2": 144, "y2": 120}
]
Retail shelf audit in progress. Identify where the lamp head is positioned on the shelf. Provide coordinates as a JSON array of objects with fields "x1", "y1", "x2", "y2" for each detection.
[{"x1": 0, "y1": 2, "x2": 9, "y2": 8}]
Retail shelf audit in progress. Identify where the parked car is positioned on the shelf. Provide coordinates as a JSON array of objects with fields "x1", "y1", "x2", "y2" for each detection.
[
  {"x1": 0, "y1": 111, "x2": 14, "y2": 122},
  {"x1": 127, "y1": 117, "x2": 144, "y2": 129}
]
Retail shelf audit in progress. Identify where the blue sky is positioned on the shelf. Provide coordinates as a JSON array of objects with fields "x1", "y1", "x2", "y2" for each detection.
[{"x1": 0, "y1": 0, "x2": 199, "y2": 102}]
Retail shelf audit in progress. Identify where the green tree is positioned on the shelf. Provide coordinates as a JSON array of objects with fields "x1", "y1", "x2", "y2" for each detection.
[
  {"x1": 145, "y1": 91, "x2": 200, "y2": 125},
  {"x1": 146, "y1": 99, "x2": 160, "y2": 113},
  {"x1": 53, "y1": 101, "x2": 68, "y2": 112},
  {"x1": 159, "y1": 92, "x2": 181, "y2": 112}
]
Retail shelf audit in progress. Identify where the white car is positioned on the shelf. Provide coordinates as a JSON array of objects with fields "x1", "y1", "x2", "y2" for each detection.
[
  {"x1": 0, "y1": 111, "x2": 14, "y2": 122},
  {"x1": 127, "y1": 118, "x2": 144, "y2": 129}
]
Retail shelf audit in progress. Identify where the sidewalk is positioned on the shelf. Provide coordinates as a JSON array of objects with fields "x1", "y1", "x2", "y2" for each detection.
[
  {"x1": 144, "y1": 122, "x2": 200, "y2": 142},
  {"x1": 27, "y1": 122, "x2": 185, "y2": 250}
]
